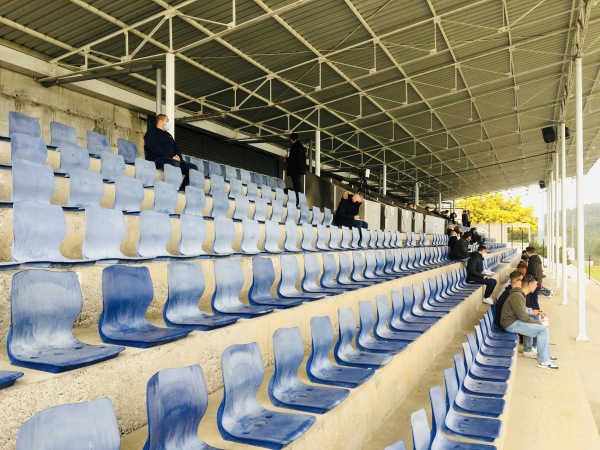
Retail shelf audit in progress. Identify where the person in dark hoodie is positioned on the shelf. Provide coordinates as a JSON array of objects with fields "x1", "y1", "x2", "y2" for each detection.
[
  {"x1": 333, "y1": 191, "x2": 367, "y2": 244},
  {"x1": 285, "y1": 133, "x2": 307, "y2": 205},
  {"x1": 466, "y1": 245, "x2": 497, "y2": 305},
  {"x1": 453, "y1": 231, "x2": 471, "y2": 260},
  {"x1": 524, "y1": 246, "x2": 543, "y2": 310}
]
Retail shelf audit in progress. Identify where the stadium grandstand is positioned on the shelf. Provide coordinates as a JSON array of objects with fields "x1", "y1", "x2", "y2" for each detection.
[{"x1": 0, "y1": 1, "x2": 599, "y2": 449}]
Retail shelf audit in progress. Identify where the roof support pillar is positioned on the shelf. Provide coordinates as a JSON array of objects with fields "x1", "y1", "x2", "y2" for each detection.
[
  {"x1": 554, "y1": 152, "x2": 560, "y2": 286},
  {"x1": 549, "y1": 170, "x2": 554, "y2": 274},
  {"x1": 315, "y1": 129, "x2": 321, "y2": 177},
  {"x1": 155, "y1": 66, "x2": 162, "y2": 116},
  {"x1": 575, "y1": 56, "x2": 588, "y2": 341},
  {"x1": 438, "y1": 192, "x2": 442, "y2": 211},
  {"x1": 166, "y1": 51, "x2": 175, "y2": 138},
  {"x1": 382, "y1": 164, "x2": 387, "y2": 195},
  {"x1": 414, "y1": 182, "x2": 420, "y2": 206},
  {"x1": 560, "y1": 122, "x2": 568, "y2": 305}
]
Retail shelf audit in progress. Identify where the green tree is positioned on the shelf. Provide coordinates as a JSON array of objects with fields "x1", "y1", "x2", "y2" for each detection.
[{"x1": 457, "y1": 194, "x2": 538, "y2": 232}]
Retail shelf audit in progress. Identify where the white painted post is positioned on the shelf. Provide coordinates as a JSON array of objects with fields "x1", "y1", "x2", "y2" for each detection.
[
  {"x1": 415, "y1": 182, "x2": 420, "y2": 206},
  {"x1": 554, "y1": 153, "x2": 560, "y2": 286},
  {"x1": 315, "y1": 129, "x2": 321, "y2": 177},
  {"x1": 560, "y1": 123, "x2": 568, "y2": 305},
  {"x1": 382, "y1": 164, "x2": 387, "y2": 195},
  {"x1": 156, "y1": 67, "x2": 162, "y2": 116},
  {"x1": 165, "y1": 51, "x2": 175, "y2": 138}
]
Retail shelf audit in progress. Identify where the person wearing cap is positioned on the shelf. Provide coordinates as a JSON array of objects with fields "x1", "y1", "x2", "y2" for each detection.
[{"x1": 286, "y1": 133, "x2": 307, "y2": 205}]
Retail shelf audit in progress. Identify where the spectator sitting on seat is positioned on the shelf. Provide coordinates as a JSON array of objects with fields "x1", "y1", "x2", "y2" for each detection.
[
  {"x1": 453, "y1": 225, "x2": 462, "y2": 234},
  {"x1": 494, "y1": 270, "x2": 523, "y2": 329},
  {"x1": 500, "y1": 274, "x2": 557, "y2": 370},
  {"x1": 524, "y1": 246, "x2": 545, "y2": 309},
  {"x1": 448, "y1": 230, "x2": 458, "y2": 256},
  {"x1": 449, "y1": 211, "x2": 457, "y2": 224},
  {"x1": 144, "y1": 114, "x2": 198, "y2": 189},
  {"x1": 332, "y1": 191, "x2": 368, "y2": 245},
  {"x1": 466, "y1": 245, "x2": 497, "y2": 305},
  {"x1": 453, "y1": 231, "x2": 471, "y2": 260},
  {"x1": 470, "y1": 227, "x2": 482, "y2": 244},
  {"x1": 285, "y1": 133, "x2": 307, "y2": 206},
  {"x1": 445, "y1": 224, "x2": 454, "y2": 236}
]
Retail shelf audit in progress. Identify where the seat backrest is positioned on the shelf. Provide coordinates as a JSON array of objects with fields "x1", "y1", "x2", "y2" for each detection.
[
  {"x1": 279, "y1": 254, "x2": 300, "y2": 293},
  {"x1": 301, "y1": 223, "x2": 316, "y2": 251},
  {"x1": 321, "y1": 253, "x2": 338, "y2": 283},
  {"x1": 249, "y1": 256, "x2": 276, "y2": 300},
  {"x1": 246, "y1": 181, "x2": 258, "y2": 199},
  {"x1": 189, "y1": 156, "x2": 207, "y2": 176},
  {"x1": 208, "y1": 161, "x2": 222, "y2": 177},
  {"x1": 209, "y1": 173, "x2": 225, "y2": 195},
  {"x1": 145, "y1": 364, "x2": 211, "y2": 450},
  {"x1": 83, "y1": 206, "x2": 126, "y2": 260},
  {"x1": 137, "y1": 210, "x2": 172, "y2": 257},
  {"x1": 135, "y1": 157, "x2": 156, "y2": 187},
  {"x1": 179, "y1": 214, "x2": 207, "y2": 256},
  {"x1": 163, "y1": 164, "x2": 183, "y2": 188},
  {"x1": 233, "y1": 194, "x2": 250, "y2": 221},
  {"x1": 351, "y1": 227, "x2": 360, "y2": 248},
  {"x1": 277, "y1": 178, "x2": 286, "y2": 190},
  {"x1": 271, "y1": 200, "x2": 284, "y2": 222},
  {"x1": 357, "y1": 301, "x2": 376, "y2": 344},
  {"x1": 184, "y1": 185, "x2": 206, "y2": 216},
  {"x1": 264, "y1": 220, "x2": 282, "y2": 253},
  {"x1": 253, "y1": 172, "x2": 264, "y2": 187},
  {"x1": 337, "y1": 307, "x2": 358, "y2": 352},
  {"x1": 253, "y1": 197, "x2": 268, "y2": 221},
  {"x1": 287, "y1": 189, "x2": 297, "y2": 205},
  {"x1": 165, "y1": 262, "x2": 205, "y2": 321},
  {"x1": 351, "y1": 251, "x2": 366, "y2": 279},
  {"x1": 337, "y1": 253, "x2": 353, "y2": 282},
  {"x1": 114, "y1": 175, "x2": 144, "y2": 212},
  {"x1": 67, "y1": 168, "x2": 104, "y2": 208},
  {"x1": 299, "y1": 204, "x2": 311, "y2": 224},
  {"x1": 12, "y1": 159, "x2": 55, "y2": 203},
  {"x1": 58, "y1": 143, "x2": 90, "y2": 174},
  {"x1": 213, "y1": 259, "x2": 245, "y2": 309},
  {"x1": 316, "y1": 224, "x2": 329, "y2": 250},
  {"x1": 241, "y1": 218, "x2": 261, "y2": 254},
  {"x1": 229, "y1": 178, "x2": 243, "y2": 197},
  {"x1": 188, "y1": 168, "x2": 205, "y2": 191},
  {"x1": 240, "y1": 169, "x2": 252, "y2": 183},
  {"x1": 261, "y1": 185, "x2": 273, "y2": 202},
  {"x1": 224, "y1": 165, "x2": 238, "y2": 181},
  {"x1": 100, "y1": 151, "x2": 126, "y2": 182},
  {"x1": 323, "y1": 207, "x2": 332, "y2": 225},
  {"x1": 429, "y1": 385, "x2": 447, "y2": 439},
  {"x1": 87, "y1": 130, "x2": 110, "y2": 156},
  {"x1": 271, "y1": 327, "x2": 304, "y2": 390},
  {"x1": 212, "y1": 215, "x2": 236, "y2": 255},
  {"x1": 328, "y1": 225, "x2": 341, "y2": 250},
  {"x1": 309, "y1": 315, "x2": 336, "y2": 366},
  {"x1": 298, "y1": 192, "x2": 307, "y2": 206},
  {"x1": 117, "y1": 138, "x2": 138, "y2": 164},
  {"x1": 286, "y1": 203, "x2": 298, "y2": 224},
  {"x1": 153, "y1": 180, "x2": 179, "y2": 215},
  {"x1": 210, "y1": 191, "x2": 230, "y2": 218},
  {"x1": 12, "y1": 201, "x2": 66, "y2": 262},
  {"x1": 50, "y1": 121, "x2": 77, "y2": 148},
  {"x1": 16, "y1": 398, "x2": 120, "y2": 450},
  {"x1": 284, "y1": 221, "x2": 300, "y2": 251},
  {"x1": 340, "y1": 226, "x2": 351, "y2": 249},
  {"x1": 275, "y1": 187, "x2": 286, "y2": 203},
  {"x1": 410, "y1": 409, "x2": 431, "y2": 450},
  {"x1": 375, "y1": 296, "x2": 392, "y2": 334},
  {"x1": 443, "y1": 367, "x2": 459, "y2": 407},
  {"x1": 10, "y1": 133, "x2": 48, "y2": 165},
  {"x1": 9, "y1": 112, "x2": 41, "y2": 137}
]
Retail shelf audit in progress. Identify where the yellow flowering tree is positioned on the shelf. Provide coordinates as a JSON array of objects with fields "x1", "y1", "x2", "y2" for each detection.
[{"x1": 456, "y1": 193, "x2": 537, "y2": 232}]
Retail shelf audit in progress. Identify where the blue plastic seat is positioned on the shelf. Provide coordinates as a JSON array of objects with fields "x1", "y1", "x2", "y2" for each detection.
[
  {"x1": 100, "y1": 151, "x2": 126, "y2": 182},
  {"x1": 388, "y1": 290, "x2": 432, "y2": 332},
  {"x1": 335, "y1": 307, "x2": 393, "y2": 368},
  {"x1": 100, "y1": 265, "x2": 191, "y2": 347},
  {"x1": 400, "y1": 287, "x2": 439, "y2": 324},
  {"x1": 179, "y1": 213, "x2": 208, "y2": 257},
  {"x1": 233, "y1": 194, "x2": 250, "y2": 221},
  {"x1": 50, "y1": 121, "x2": 77, "y2": 148},
  {"x1": 472, "y1": 328, "x2": 514, "y2": 359},
  {"x1": 67, "y1": 168, "x2": 104, "y2": 209},
  {"x1": 246, "y1": 181, "x2": 258, "y2": 199},
  {"x1": 16, "y1": 398, "x2": 121, "y2": 450},
  {"x1": 241, "y1": 218, "x2": 261, "y2": 254},
  {"x1": 326, "y1": 225, "x2": 339, "y2": 250},
  {"x1": 306, "y1": 316, "x2": 374, "y2": 388},
  {"x1": 0, "y1": 370, "x2": 23, "y2": 389},
  {"x1": 298, "y1": 192, "x2": 307, "y2": 205},
  {"x1": 117, "y1": 138, "x2": 138, "y2": 163},
  {"x1": 301, "y1": 222, "x2": 317, "y2": 251},
  {"x1": 218, "y1": 342, "x2": 316, "y2": 449},
  {"x1": 210, "y1": 191, "x2": 230, "y2": 218},
  {"x1": 311, "y1": 206, "x2": 322, "y2": 225},
  {"x1": 284, "y1": 221, "x2": 301, "y2": 252},
  {"x1": 277, "y1": 178, "x2": 286, "y2": 189},
  {"x1": 278, "y1": 255, "x2": 326, "y2": 300},
  {"x1": 58, "y1": 143, "x2": 91, "y2": 174},
  {"x1": 224, "y1": 164, "x2": 238, "y2": 181},
  {"x1": 411, "y1": 283, "x2": 445, "y2": 318},
  {"x1": 385, "y1": 441, "x2": 407, "y2": 450},
  {"x1": 465, "y1": 338, "x2": 512, "y2": 373},
  {"x1": 135, "y1": 157, "x2": 157, "y2": 187},
  {"x1": 144, "y1": 364, "x2": 218, "y2": 450},
  {"x1": 351, "y1": 252, "x2": 378, "y2": 285},
  {"x1": 190, "y1": 156, "x2": 208, "y2": 176},
  {"x1": 374, "y1": 296, "x2": 423, "y2": 340},
  {"x1": 9, "y1": 270, "x2": 124, "y2": 372},
  {"x1": 184, "y1": 185, "x2": 206, "y2": 216},
  {"x1": 336, "y1": 253, "x2": 371, "y2": 288},
  {"x1": 302, "y1": 253, "x2": 346, "y2": 295},
  {"x1": 320, "y1": 253, "x2": 355, "y2": 291},
  {"x1": 114, "y1": 175, "x2": 144, "y2": 212},
  {"x1": 368, "y1": 229, "x2": 378, "y2": 249},
  {"x1": 299, "y1": 204, "x2": 311, "y2": 224},
  {"x1": 269, "y1": 327, "x2": 349, "y2": 413},
  {"x1": 209, "y1": 173, "x2": 225, "y2": 195},
  {"x1": 153, "y1": 180, "x2": 179, "y2": 215},
  {"x1": 11, "y1": 159, "x2": 55, "y2": 204},
  {"x1": 286, "y1": 202, "x2": 298, "y2": 224},
  {"x1": 137, "y1": 210, "x2": 173, "y2": 258},
  {"x1": 254, "y1": 172, "x2": 264, "y2": 187},
  {"x1": 477, "y1": 320, "x2": 516, "y2": 349},
  {"x1": 350, "y1": 227, "x2": 361, "y2": 249},
  {"x1": 9, "y1": 111, "x2": 41, "y2": 137},
  {"x1": 87, "y1": 130, "x2": 110, "y2": 156},
  {"x1": 323, "y1": 207, "x2": 332, "y2": 225},
  {"x1": 212, "y1": 215, "x2": 236, "y2": 255},
  {"x1": 213, "y1": 259, "x2": 275, "y2": 317},
  {"x1": 240, "y1": 168, "x2": 252, "y2": 183},
  {"x1": 164, "y1": 262, "x2": 238, "y2": 330},
  {"x1": 454, "y1": 353, "x2": 507, "y2": 398},
  {"x1": 10, "y1": 132, "x2": 48, "y2": 165},
  {"x1": 248, "y1": 256, "x2": 304, "y2": 308},
  {"x1": 229, "y1": 178, "x2": 243, "y2": 197},
  {"x1": 316, "y1": 224, "x2": 330, "y2": 250},
  {"x1": 189, "y1": 168, "x2": 206, "y2": 191},
  {"x1": 271, "y1": 200, "x2": 284, "y2": 222},
  {"x1": 163, "y1": 164, "x2": 183, "y2": 188},
  {"x1": 208, "y1": 160, "x2": 222, "y2": 177},
  {"x1": 262, "y1": 185, "x2": 273, "y2": 202},
  {"x1": 444, "y1": 367, "x2": 505, "y2": 418},
  {"x1": 264, "y1": 219, "x2": 283, "y2": 253},
  {"x1": 357, "y1": 301, "x2": 408, "y2": 353},
  {"x1": 253, "y1": 197, "x2": 269, "y2": 221}
]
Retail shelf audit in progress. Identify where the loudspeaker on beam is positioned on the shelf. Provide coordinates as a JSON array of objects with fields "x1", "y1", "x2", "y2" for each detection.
[{"x1": 541, "y1": 126, "x2": 556, "y2": 143}]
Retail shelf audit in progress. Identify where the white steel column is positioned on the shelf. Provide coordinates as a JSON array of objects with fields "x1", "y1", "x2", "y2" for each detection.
[
  {"x1": 549, "y1": 170, "x2": 554, "y2": 274},
  {"x1": 315, "y1": 130, "x2": 321, "y2": 176},
  {"x1": 382, "y1": 164, "x2": 387, "y2": 195},
  {"x1": 554, "y1": 154, "x2": 560, "y2": 285},
  {"x1": 415, "y1": 182, "x2": 420, "y2": 206},
  {"x1": 560, "y1": 123, "x2": 568, "y2": 305},
  {"x1": 165, "y1": 51, "x2": 175, "y2": 138},
  {"x1": 156, "y1": 67, "x2": 162, "y2": 116},
  {"x1": 438, "y1": 192, "x2": 442, "y2": 211},
  {"x1": 575, "y1": 57, "x2": 587, "y2": 341}
]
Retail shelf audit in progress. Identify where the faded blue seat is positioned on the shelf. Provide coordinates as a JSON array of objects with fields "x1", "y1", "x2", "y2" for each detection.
[
  {"x1": 208, "y1": 160, "x2": 222, "y2": 177},
  {"x1": 368, "y1": 229, "x2": 378, "y2": 249},
  {"x1": 8, "y1": 270, "x2": 124, "y2": 372},
  {"x1": 374, "y1": 296, "x2": 423, "y2": 340},
  {"x1": 411, "y1": 283, "x2": 445, "y2": 319},
  {"x1": 350, "y1": 227, "x2": 361, "y2": 249},
  {"x1": 465, "y1": 338, "x2": 512, "y2": 373},
  {"x1": 472, "y1": 327, "x2": 514, "y2": 359},
  {"x1": 0, "y1": 370, "x2": 23, "y2": 389},
  {"x1": 164, "y1": 262, "x2": 238, "y2": 330},
  {"x1": 329, "y1": 225, "x2": 342, "y2": 250},
  {"x1": 335, "y1": 307, "x2": 393, "y2": 369},
  {"x1": 249, "y1": 256, "x2": 304, "y2": 308},
  {"x1": 351, "y1": 252, "x2": 378, "y2": 285},
  {"x1": 144, "y1": 364, "x2": 218, "y2": 450},
  {"x1": 388, "y1": 290, "x2": 432, "y2": 332},
  {"x1": 100, "y1": 151, "x2": 126, "y2": 182},
  {"x1": 50, "y1": 121, "x2": 77, "y2": 148},
  {"x1": 137, "y1": 210, "x2": 173, "y2": 258},
  {"x1": 336, "y1": 253, "x2": 371, "y2": 288},
  {"x1": 100, "y1": 265, "x2": 191, "y2": 347},
  {"x1": 316, "y1": 224, "x2": 330, "y2": 250},
  {"x1": 180, "y1": 214, "x2": 208, "y2": 257},
  {"x1": 454, "y1": 353, "x2": 507, "y2": 398},
  {"x1": 87, "y1": 130, "x2": 110, "y2": 156},
  {"x1": 302, "y1": 254, "x2": 346, "y2": 295},
  {"x1": 153, "y1": 180, "x2": 179, "y2": 215},
  {"x1": 477, "y1": 319, "x2": 516, "y2": 349},
  {"x1": 430, "y1": 384, "x2": 502, "y2": 443},
  {"x1": 241, "y1": 218, "x2": 261, "y2": 254},
  {"x1": 11, "y1": 159, "x2": 55, "y2": 203},
  {"x1": 10, "y1": 133, "x2": 48, "y2": 165},
  {"x1": 114, "y1": 175, "x2": 144, "y2": 212},
  {"x1": 396, "y1": 287, "x2": 437, "y2": 325},
  {"x1": 16, "y1": 398, "x2": 121, "y2": 450},
  {"x1": 307, "y1": 316, "x2": 374, "y2": 388},
  {"x1": 209, "y1": 173, "x2": 225, "y2": 195},
  {"x1": 224, "y1": 164, "x2": 238, "y2": 181},
  {"x1": 184, "y1": 185, "x2": 206, "y2": 216},
  {"x1": 190, "y1": 156, "x2": 208, "y2": 176},
  {"x1": 67, "y1": 168, "x2": 104, "y2": 209},
  {"x1": 58, "y1": 143, "x2": 90, "y2": 174},
  {"x1": 301, "y1": 223, "x2": 317, "y2": 251},
  {"x1": 299, "y1": 204, "x2": 311, "y2": 224},
  {"x1": 269, "y1": 327, "x2": 349, "y2": 413},
  {"x1": 240, "y1": 169, "x2": 252, "y2": 183},
  {"x1": 210, "y1": 191, "x2": 230, "y2": 218},
  {"x1": 117, "y1": 138, "x2": 138, "y2": 164},
  {"x1": 284, "y1": 221, "x2": 301, "y2": 252},
  {"x1": 323, "y1": 207, "x2": 332, "y2": 225},
  {"x1": 135, "y1": 157, "x2": 157, "y2": 187},
  {"x1": 277, "y1": 178, "x2": 286, "y2": 189},
  {"x1": 357, "y1": 301, "x2": 408, "y2": 353},
  {"x1": 253, "y1": 197, "x2": 269, "y2": 221},
  {"x1": 246, "y1": 181, "x2": 258, "y2": 199},
  {"x1": 278, "y1": 255, "x2": 326, "y2": 300},
  {"x1": 218, "y1": 343, "x2": 316, "y2": 449},
  {"x1": 285, "y1": 202, "x2": 298, "y2": 224},
  {"x1": 9, "y1": 111, "x2": 41, "y2": 137},
  {"x1": 311, "y1": 206, "x2": 322, "y2": 225},
  {"x1": 232, "y1": 194, "x2": 250, "y2": 221},
  {"x1": 254, "y1": 172, "x2": 264, "y2": 187},
  {"x1": 189, "y1": 168, "x2": 206, "y2": 191},
  {"x1": 298, "y1": 192, "x2": 307, "y2": 205},
  {"x1": 385, "y1": 441, "x2": 407, "y2": 450},
  {"x1": 262, "y1": 185, "x2": 273, "y2": 202},
  {"x1": 212, "y1": 259, "x2": 275, "y2": 317},
  {"x1": 229, "y1": 178, "x2": 243, "y2": 197},
  {"x1": 444, "y1": 367, "x2": 505, "y2": 418},
  {"x1": 264, "y1": 220, "x2": 283, "y2": 253},
  {"x1": 164, "y1": 164, "x2": 183, "y2": 188},
  {"x1": 271, "y1": 200, "x2": 284, "y2": 222},
  {"x1": 212, "y1": 215, "x2": 236, "y2": 255},
  {"x1": 320, "y1": 253, "x2": 357, "y2": 291}
]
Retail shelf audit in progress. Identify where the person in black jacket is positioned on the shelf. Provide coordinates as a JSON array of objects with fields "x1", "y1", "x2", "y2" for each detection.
[
  {"x1": 144, "y1": 114, "x2": 198, "y2": 189},
  {"x1": 494, "y1": 270, "x2": 523, "y2": 328},
  {"x1": 286, "y1": 133, "x2": 306, "y2": 205},
  {"x1": 466, "y1": 245, "x2": 497, "y2": 305},
  {"x1": 524, "y1": 246, "x2": 544, "y2": 310},
  {"x1": 333, "y1": 191, "x2": 368, "y2": 244},
  {"x1": 453, "y1": 231, "x2": 471, "y2": 260}
]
